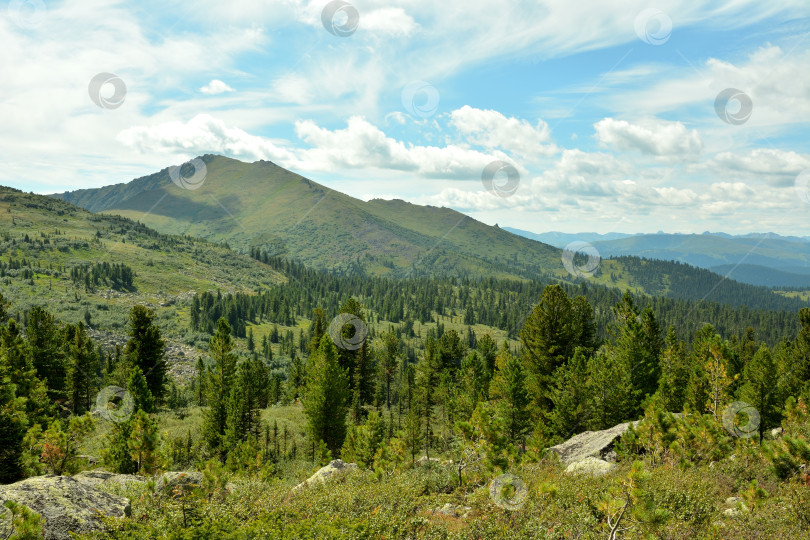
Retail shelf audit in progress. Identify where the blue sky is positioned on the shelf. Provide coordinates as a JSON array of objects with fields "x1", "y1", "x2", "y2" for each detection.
[{"x1": 1, "y1": 0, "x2": 809, "y2": 235}]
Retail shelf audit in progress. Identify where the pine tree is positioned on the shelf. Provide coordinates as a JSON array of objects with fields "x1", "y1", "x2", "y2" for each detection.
[
  {"x1": 549, "y1": 348, "x2": 593, "y2": 440},
  {"x1": 65, "y1": 322, "x2": 98, "y2": 415},
  {"x1": 124, "y1": 306, "x2": 167, "y2": 403},
  {"x1": 128, "y1": 410, "x2": 160, "y2": 475},
  {"x1": 377, "y1": 331, "x2": 400, "y2": 410},
  {"x1": 655, "y1": 327, "x2": 690, "y2": 412},
  {"x1": 26, "y1": 306, "x2": 65, "y2": 401},
  {"x1": 303, "y1": 335, "x2": 350, "y2": 455},
  {"x1": 415, "y1": 337, "x2": 441, "y2": 459},
  {"x1": 741, "y1": 344, "x2": 780, "y2": 441},
  {"x1": 490, "y1": 341, "x2": 530, "y2": 449},
  {"x1": 203, "y1": 318, "x2": 238, "y2": 459},
  {"x1": 589, "y1": 352, "x2": 634, "y2": 430},
  {"x1": 0, "y1": 361, "x2": 27, "y2": 482},
  {"x1": 127, "y1": 366, "x2": 155, "y2": 414}
]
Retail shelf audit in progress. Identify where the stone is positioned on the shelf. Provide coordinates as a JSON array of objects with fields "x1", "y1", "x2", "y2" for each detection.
[
  {"x1": 0, "y1": 475, "x2": 130, "y2": 540},
  {"x1": 565, "y1": 457, "x2": 618, "y2": 477},
  {"x1": 73, "y1": 470, "x2": 147, "y2": 489},
  {"x1": 292, "y1": 459, "x2": 358, "y2": 491},
  {"x1": 435, "y1": 503, "x2": 472, "y2": 518},
  {"x1": 154, "y1": 471, "x2": 204, "y2": 495},
  {"x1": 549, "y1": 421, "x2": 639, "y2": 465}
]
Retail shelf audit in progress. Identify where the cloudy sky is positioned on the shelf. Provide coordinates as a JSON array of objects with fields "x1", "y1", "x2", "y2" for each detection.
[{"x1": 2, "y1": 0, "x2": 809, "y2": 235}]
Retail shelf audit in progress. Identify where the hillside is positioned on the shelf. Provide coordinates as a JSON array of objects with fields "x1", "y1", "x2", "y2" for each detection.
[
  {"x1": 52, "y1": 155, "x2": 807, "y2": 312},
  {"x1": 0, "y1": 185, "x2": 285, "y2": 337}
]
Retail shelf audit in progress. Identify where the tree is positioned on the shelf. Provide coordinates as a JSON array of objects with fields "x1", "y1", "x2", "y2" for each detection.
[
  {"x1": 26, "y1": 306, "x2": 65, "y2": 400},
  {"x1": 304, "y1": 335, "x2": 350, "y2": 455},
  {"x1": 64, "y1": 322, "x2": 98, "y2": 415},
  {"x1": 490, "y1": 342, "x2": 530, "y2": 449},
  {"x1": 224, "y1": 361, "x2": 262, "y2": 454},
  {"x1": 36, "y1": 414, "x2": 96, "y2": 475},
  {"x1": 438, "y1": 330, "x2": 466, "y2": 371},
  {"x1": 0, "y1": 367, "x2": 27, "y2": 482},
  {"x1": 741, "y1": 344, "x2": 780, "y2": 441},
  {"x1": 549, "y1": 348, "x2": 593, "y2": 440},
  {"x1": 589, "y1": 352, "x2": 635, "y2": 430},
  {"x1": 203, "y1": 318, "x2": 238, "y2": 458},
  {"x1": 128, "y1": 410, "x2": 160, "y2": 475},
  {"x1": 125, "y1": 306, "x2": 167, "y2": 403},
  {"x1": 655, "y1": 327, "x2": 690, "y2": 412},
  {"x1": 415, "y1": 337, "x2": 441, "y2": 459},
  {"x1": 377, "y1": 331, "x2": 400, "y2": 410},
  {"x1": 127, "y1": 366, "x2": 155, "y2": 414},
  {"x1": 477, "y1": 333, "x2": 498, "y2": 382},
  {"x1": 520, "y1": 285, "x2": 594, "y2": 416}
]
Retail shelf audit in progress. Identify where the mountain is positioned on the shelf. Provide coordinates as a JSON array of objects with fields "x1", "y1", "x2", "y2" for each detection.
[
  {"x1": 51, "y1": 155, "x2": 808, "y2": 311},
  {"x1": 507, "y1": 228, "x2": 810, "y2": 288},
  {"x1": 503, "y1": 228, "x2": 634, "y2": 247}
]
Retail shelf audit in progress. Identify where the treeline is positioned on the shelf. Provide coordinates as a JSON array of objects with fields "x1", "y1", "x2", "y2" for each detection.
[{"x1": 189, "y1": 253, "x2": 805, "y2": 347}]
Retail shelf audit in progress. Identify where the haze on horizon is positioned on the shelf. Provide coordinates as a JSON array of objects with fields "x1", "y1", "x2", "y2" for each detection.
[{"x1": 1, "y1": 0, "x2": 809, "y2": 236}]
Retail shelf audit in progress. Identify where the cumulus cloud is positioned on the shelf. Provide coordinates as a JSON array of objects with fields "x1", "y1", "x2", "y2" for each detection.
[
  {"x1": 594, "y1": 118, "x2": 703, "y2": 160},
  {"x1": 117, "y1": 114, "x2": 298, "y2": 164},
  {"x1": 200, "y1": 80, "x2": 235, "y2": 95},
  {"x1": 708, "y1": 148, "x2": 810, "y2": 186},
  {"x1": 449, "y1": 106, "x2": 558, "y2": 159}
]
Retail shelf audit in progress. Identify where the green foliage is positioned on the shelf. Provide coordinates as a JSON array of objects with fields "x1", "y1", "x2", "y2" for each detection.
[
  {"x1": 741, "y1": 344, "x2": 781, "y2": 440},
  {"x1": 127, "y1": 366, "x2": 155, "y2": 414},
  {"x1": 128, "y1": 409, "x2": 161, "y2": 475},
  {"x1": 30, "y1": 413, "x2": 96, "y2": 475},
  {"x1": 489, "y1": 341, "x2": 530, "y2": 448},
  {"x1": 548, "y1": 347, "x2": 592, "y2": 440},
  {"x1": 3, "y1": 500, "x2": 44, "y2": 540},
  {"x1": 125, "y1": 305, "x2": 167, "y2": 403},
  {"x1": 303, "y1": 335, "x2": 349, "y2": 455}
]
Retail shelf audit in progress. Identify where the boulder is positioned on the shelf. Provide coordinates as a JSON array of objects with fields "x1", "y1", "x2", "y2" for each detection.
[
  {"x1": 415, "y1": 456, "x2": 440, "y2": 467},
  {"x1": 293, "y1": 459, "x2": 358, "y2": 491},
  {"x1": 73, "y1": 470, "x2": 147, "y2": 489},
  {"x1": 435, "y1": 503, "x2": 472, "y2": 518},
  {"x1": 0, "y1": 475, "x2": 130, "y2": 540},
  {"x1": 154, "y1": 471, "x2": 204, "y2": 495},
  {"x1": 565, "y1": 457, "x2": 618, "y2": 477},
  {"x1": 549, "y1": 421, "x2": 639, "y2": 465},
  {"x1": 722, "y1": 496, "x2": 748, "y2": 517}
]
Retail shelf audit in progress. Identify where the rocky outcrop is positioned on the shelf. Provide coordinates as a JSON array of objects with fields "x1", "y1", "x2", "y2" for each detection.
[
  {"x1": 293, "y1": 459, "x2": 358, "y2": 491},
  {"x1": 154, "y1": 471, "x2": 204, "y2": 495},
  {"x1": 434, "y1": 503, "x2": 471, "y2": 518},
  {"x1": 73, "y1": 470, "x2": 147, "y2": 489},
  {"x1": 565, "y1": 457, "x2": 617, "y2": 477},
  {"x1": 0, "y1": 475, "x2": 130, "y2": 540},
  {"x1": 549, "y1": 421, "x2": 639, "y2": 465}
]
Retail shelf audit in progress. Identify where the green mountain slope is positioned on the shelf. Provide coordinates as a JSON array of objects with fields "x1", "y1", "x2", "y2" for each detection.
[
  {"x1": 0, "y1": 185, "x2": 284, "y2": 335},
  {"x1": 51, "y1": 155, "x2": 806, "y2": 311}
]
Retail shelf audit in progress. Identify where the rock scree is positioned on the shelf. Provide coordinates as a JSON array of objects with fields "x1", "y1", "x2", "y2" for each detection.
[{"x1": 0, "y1": 474, "x2": 131, "y2": 540}]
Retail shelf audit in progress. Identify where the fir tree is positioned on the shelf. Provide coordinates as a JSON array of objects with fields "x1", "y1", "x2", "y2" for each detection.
[
  {"x1": 490, "y1": 341, "x2": 530, "y2": 449},
  {"x1": 741, "y1": 344, "x2": 780, "y2": 441},
  {"x1": 203, "y1": 318, "x2": 238, "y2": 459},
  {"x1": 549, "y1": 348, "x2": 593, "y2": 440},
  {"x1": 124, "y1": 306, "x2": 167, "y2": 403},
  {"x1": 303, "y1": 335, "x2": 350, "y2": 455}
]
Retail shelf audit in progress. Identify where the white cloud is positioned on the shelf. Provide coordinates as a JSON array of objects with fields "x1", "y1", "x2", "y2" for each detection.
[
  {"x1": 117, "y1": 114, "x2": 298, "y2": 164},
  {"x1": 449, "y1": 106, "x2": 558, "y2": 159},
  {"x1": 200, "y1": 80, "x2": 235, "y2": 95},
  {"x1": 594, "y1": 118, "x2": 703, "y2": 160},
  {"x1": 708, "y1": 148, "x2": 810, "y2": 186}
]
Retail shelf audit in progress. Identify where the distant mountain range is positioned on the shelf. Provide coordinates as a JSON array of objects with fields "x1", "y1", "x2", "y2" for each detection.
[
  {"x1": 48, "y1": 154, "x2": 808, "y2": 309},
  {"x1": 505, "y1": 228, "x2": 810, "y2": 288}
]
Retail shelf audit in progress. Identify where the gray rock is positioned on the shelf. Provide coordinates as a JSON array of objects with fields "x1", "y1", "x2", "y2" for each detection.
[
  {"x1": 549, "y1": 421, "x2": 639, "y2": 465},
  {"x1": 293, "y1": 459, "x2": 358, "y2": 491},
  {"x1": 565, "y1": 457, "x2": 618, "y2": 477},
  {"x1": 154, "y1": 471, "x2": 204, "y2": 495},
  {"x1": 0, "y1": 475, "x2": 130, "y2": 540},
  {"x1": 73, "y1": 470, "x2": 147, "y2": 489},
  {"x1": 435, "y1": 503, "x2": 472, "y2": 517},
  {"x1": 415, "y1": 456, "x2": 440, "y2": 467},
  {"x1": 0, "y1": 503, "x2": 12, "y2": 538}
]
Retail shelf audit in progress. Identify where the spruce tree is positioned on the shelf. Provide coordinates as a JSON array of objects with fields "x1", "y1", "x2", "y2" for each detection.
[
  {"x1": 203, "y1": 318, "x2": 238, "y2": 459},
  {"x1": 489, "y1": 341, "x2": 530, "y2": 449},
  {"x1": 303, "y1": 335, "x2": 350, "y2": 455},
  {"x1": 549, "y1": 347, "x2": 593, "y2": 440},
  {"x1": 741, "y1": 344, "x2": 780, "y2": 441},
  {"x1": 655, "y1": 327, "x2": 690, "y2": 412},
  {"x1": 127, "y1": 366, "x2": 155, "y2": 414},
  {"x1": 415, "y1": 337, "x2": 441, "y2": 459},
  {"x1": 26, "y1": 306, "x2": 65, "y2": 401},
  {"x1": 124, "y1": 306, "x2": 167, "y2": 403},
  {"x1": 65, "y1": 322, "x2": 98, "y2": 415}
]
